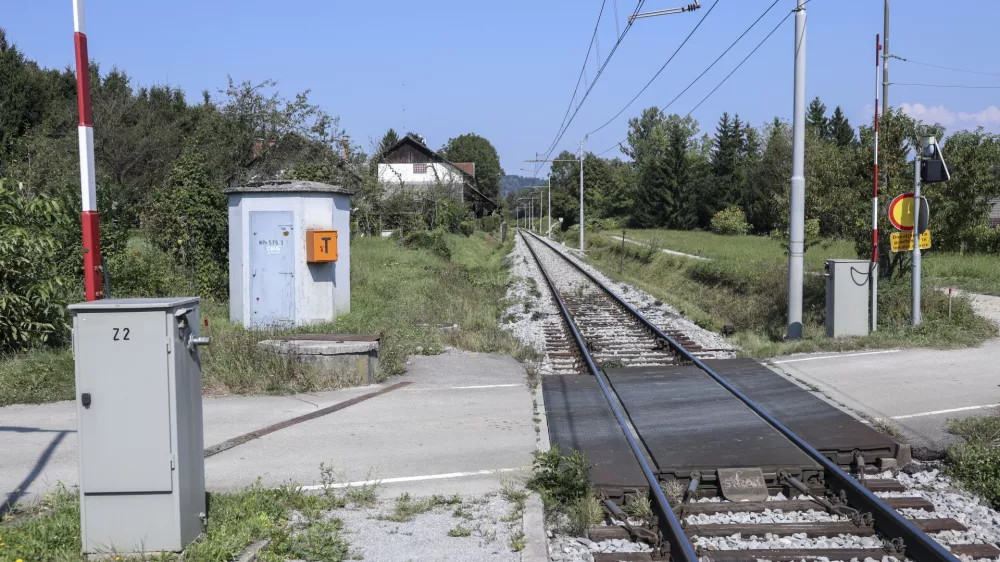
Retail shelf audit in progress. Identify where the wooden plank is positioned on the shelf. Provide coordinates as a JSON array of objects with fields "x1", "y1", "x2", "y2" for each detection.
[
  {"x1": 589, "y1": 526, "x2": 631, "y2": 541},
  {"x1": 685, "y1": 518, "x2": 963, "y2": 538},
  {"x1": 863, "y1": 478, "x2": 905, "y2": 492},
  {"x1": 681, "y1": 497, "x2": 934, "y2": 515},
  {"x1": 685, "y1": 522, "x2": 877, "y2": 538},
  {"x1": 949, "y1": 544, "x2": 1000, "y2": 559},
  {"x1": 704, "y1": 549, "x2": 888, "y2": 562},
  {"x1": 593, "y1": 554, "x2": 653, "y2": 562},
  {"x1": 911, "y1": 518, "x2": 967, "y2": 532}
]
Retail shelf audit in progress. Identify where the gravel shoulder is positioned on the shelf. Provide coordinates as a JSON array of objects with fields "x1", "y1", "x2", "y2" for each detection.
[{"x1": 306, "y1": 491, "x2": 527, "y2": 562}]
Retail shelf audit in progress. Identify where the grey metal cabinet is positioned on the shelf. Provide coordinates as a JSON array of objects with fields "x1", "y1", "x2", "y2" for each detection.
[
  {"x1": 70, "y1": 297, "x2": 209, "y2": 554},
  {"x1": 825, "y1": 260, "x2": 871, "y2": 338}
]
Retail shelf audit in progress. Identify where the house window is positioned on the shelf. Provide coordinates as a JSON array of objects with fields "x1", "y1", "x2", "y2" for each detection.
[{"x1": 414, "y1": 163, "x2": 427, "y2": 174}]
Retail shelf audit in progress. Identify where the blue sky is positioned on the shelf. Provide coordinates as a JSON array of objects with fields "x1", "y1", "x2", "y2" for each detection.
[{"x1": 5, "y1": 0, "x2": 999, "y2": 178}]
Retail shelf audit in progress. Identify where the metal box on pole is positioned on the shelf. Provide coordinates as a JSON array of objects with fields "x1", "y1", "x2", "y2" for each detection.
[
  {"x1": 69, "y1": 297, "x2": 209, "y2": 554},
  {"x1": 825, "y1": 260, "x2": 872, "y2": 338}
]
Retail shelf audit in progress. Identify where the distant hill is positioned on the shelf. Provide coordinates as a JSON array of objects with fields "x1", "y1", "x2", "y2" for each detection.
[{"x1": 500, "y1": 174, "x2": 546, "y2": 196}]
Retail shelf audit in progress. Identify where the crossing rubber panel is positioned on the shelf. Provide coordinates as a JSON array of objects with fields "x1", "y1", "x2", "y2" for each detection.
[
  {"x1": 542, "y1": 375, "x2": 648, "y2": 490},
  {"x1": 704, "y1": 358, "x2": 899, "y2": 464},
  {"x1": 605, "y1": 366, "x2": 820, "y2": 479}
]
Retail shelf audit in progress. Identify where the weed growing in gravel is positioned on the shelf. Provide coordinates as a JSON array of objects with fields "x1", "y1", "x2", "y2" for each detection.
[
  {"x1": 565, "y1": 495, "x2": 603, "y2": 536},
  {"x1": 452, "y1": 506, "x2": 474, "y2": 520},
  {"x1": 947, "y1": 411, "x2": 1000, "y2": 509},
  {"x1": 380, "y1": 493, "x2": 461, "y2": 523},
  {"x1": 287, "y1": 518, "x2": 351, "y2": 562},
  {"x1": 509, "y1": 530, "x2": 527, "y2": 551},
  {"x1": 526, "y1": 446, "x2": 593, "y2": 509},
  {"x1": 447, "y1": 524, "x2": 472, "y2": 537},
  {"x1": 660, "y1": 479, "x2": 685, "y2": 504},
  {"x1": 622, "y1": 490, "x2": 652, "y2": 518}
]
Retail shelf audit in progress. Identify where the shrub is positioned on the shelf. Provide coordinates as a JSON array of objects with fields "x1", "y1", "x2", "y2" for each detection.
[
  {"x1": 710, "y1": 206, "x2": 750, "y2": 236},
  {"x1": 403, "y1": 229, "x2": 451, "y2": 260},
  {"x1": 947, "y1": 438, "x2": 1000, "y2": 509},
  {"x1": 479, "y1": 215, "x2": 501, "y2": 233},
  {"x1": 458, "y1": 220, "x2": 475, "y2": 237},
  {"x1": 145, "y1": 152, "x2": 228, "y2": 300},
  {"x1": 105, "y1": 235, "x2": 192, "y2": 298},
  {"x1": 0, "y1": 179, "x2": 78, "y2": 353},
  {"x1": 526, "y1": 446, "x2": 593, "y2": 508}
]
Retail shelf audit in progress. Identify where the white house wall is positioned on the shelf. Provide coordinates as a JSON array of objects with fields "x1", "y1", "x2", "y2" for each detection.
[{"x1": 378, "y1": 162, "x2": 465, "y2": 196}]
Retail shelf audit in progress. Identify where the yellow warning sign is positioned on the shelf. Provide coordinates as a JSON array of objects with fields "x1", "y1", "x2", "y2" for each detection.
[{"x1": 890, "y1": 230, "x2": 931, "y2": 252}]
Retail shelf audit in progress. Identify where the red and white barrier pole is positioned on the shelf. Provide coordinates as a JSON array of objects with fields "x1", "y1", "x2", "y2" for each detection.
[
  {"x1": 74, "y1": 0, "x2": 104, "y2": 301},
  {"x1": 871, "y1": 34, "x2": 881, "y2": 332}
]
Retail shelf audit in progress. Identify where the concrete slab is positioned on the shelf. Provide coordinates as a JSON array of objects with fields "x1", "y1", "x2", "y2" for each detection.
[
  {"x1": 0, "y1": 350, "x2": 536, "y2": 509},
  {"x1": 769, "y1": 343, "x2": 1000, "y2": 456}
]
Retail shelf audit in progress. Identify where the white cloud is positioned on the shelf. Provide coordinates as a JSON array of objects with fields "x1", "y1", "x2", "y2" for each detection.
[
  {"x1": 899, "y1": 103, "x2": 956, "y2": 126},
  {"x1": 900, "y1": 102, "x2": 1000, "y2": 130},
  {"x1": 957, "y1": 106, "x2": 1000, "y2": 125}
]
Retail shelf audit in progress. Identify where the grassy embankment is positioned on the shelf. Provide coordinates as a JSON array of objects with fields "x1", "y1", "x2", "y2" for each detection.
[
  {"x1": 0, "y1": 468, "x2": 376, "y2": 562},
  {"x1": 947, "y1": 412, "x2": 1000, "y2": 510},
  {"x1": 550, "y1": 227, "x2": 996, "y2": 357},
  {"x1": 0, "y1": 231, "x2": 532, "y2": 406}
]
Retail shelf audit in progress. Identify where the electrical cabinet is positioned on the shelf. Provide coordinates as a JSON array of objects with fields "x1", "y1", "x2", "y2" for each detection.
[
  {"x1": 69, "y1": 297, "x2": 209, "y2": 554},
  {"x1": 825, "y1": 260, "x2": 871, "y2": 338}
]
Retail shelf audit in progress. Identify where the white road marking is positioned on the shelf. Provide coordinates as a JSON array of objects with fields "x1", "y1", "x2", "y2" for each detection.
[
  {"x1": 892, "y1": 404, "x2": 999, "y2": 420},
  {"x1": 450, "y1": 384, "x2": 521, "y2": 389},
  {"x1": 299, "y1": 468, "x2": 521, "y2": 491},
  {"x1": 771, "y1": 350, "x2": 901, "y2": 364}
]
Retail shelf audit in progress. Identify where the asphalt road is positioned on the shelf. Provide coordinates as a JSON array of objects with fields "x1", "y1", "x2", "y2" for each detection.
[{"x1": 0, "y1": 350, "x2": 537, "y2": 510}]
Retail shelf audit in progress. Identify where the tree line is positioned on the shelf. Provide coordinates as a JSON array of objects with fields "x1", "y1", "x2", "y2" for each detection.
[
  {"x1": 0, "y1": 28, "x2": 507, "y2": 352},
  {"x1": 533, "y1": 96, "x2": 1000, "y2": 275}
]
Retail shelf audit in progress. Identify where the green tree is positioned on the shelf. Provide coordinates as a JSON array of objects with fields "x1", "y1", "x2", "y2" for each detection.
[
  {"x1": 625, "y1": 107, "x2": 670, "y2": 228},
  {"x1": 378, "y1": 128, "x2": 400, "y2": 154},
  {"x1": 748, "y1": 118, "x2": 791, "y2": 233},
  {"x1": 0, "y1": 178, "x2": 77, "y2": 352},
  {"x1": 146, "y1": 152, "x2": 228, "y2": 299},
  {"x1": 931, "y1": 128, "x2": 1000, "y2": 251},
  {"x1": 828, "y1": 106, "x2": 855, "y2": 147},
  {"x1": 439, "y1": 133, "x2": 504, "y2": 198},
  {"x1": 806, "y1": 96, "x2": 828, "y2": 139}
]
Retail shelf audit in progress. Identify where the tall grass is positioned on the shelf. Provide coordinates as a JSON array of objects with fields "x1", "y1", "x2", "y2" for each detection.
[
  {"x1": 584, "y1": 233, "x2": 996, "y2": 358},
  {"x1": 0, "y1": 231, "x2": 534, "y2": 405}
]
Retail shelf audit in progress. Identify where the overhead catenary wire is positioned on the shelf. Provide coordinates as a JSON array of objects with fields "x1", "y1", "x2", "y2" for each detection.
[
  {"x1": 540, "y1": 1, "x2": 648, "y2": 164},
  {"x1": 584, "y1": 0, "x2": 721, "y2": 137},
  {"x1": 595, "y1": 0, "x2": 794, "y2": 158},
  {"x1": 889, "y1": 82, "x2": 1000, "y2": 89},
  {"x1": 684, "y1": 1, "x2": 809, "y2": 117},
  {"x1": 890, "y1": 54, "x2": 1000, "y2": 78},
  {"x1": 537, "y1": 0, "x2": 609, "y2": 175}
]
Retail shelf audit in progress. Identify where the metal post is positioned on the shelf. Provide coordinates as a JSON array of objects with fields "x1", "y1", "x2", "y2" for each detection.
[
  {"x1": 73, "y1": 0, "x2": 104, "y2": 301},
  {"x1": 882, "y1": 0, "x2": 890, "y2": 114},
  {"x1": 786, "y1": 0, "x2": 807, "y2": 339},
  {"x1": 911, "y1": 147, "x2": 923, "y2": 326},
  {"x1": 579, "y1": 138, "x2": 585, "y2": 251},
  {"x1": 547, "y1": 176, "x2": 552, "y2": 236},
  {"x1": 872, "y1": 34, "x2": 881, "y2": 332}
]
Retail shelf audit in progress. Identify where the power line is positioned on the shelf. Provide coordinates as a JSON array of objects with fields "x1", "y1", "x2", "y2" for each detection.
[
  {"x1": 538, "y1": 0, "x2": 608, "y2": 174},
  {"x1": 540, "y1": 1, "x2": 648, "y2": 163},
  {"x1": 685, "y1": 2, "x2": 799, "y2": 117},
  {"x1": 585, "y1": 0, "x2": 720, "y2": 137},
  {"x1": 594, "y1": 0, "x2": 787, "y2": 157},
  {"x1": 890, "y1": 82, "x2": 1000, "y2": 89},
  {"x1": 890, "y1": 55, "x2": 1000, "y2": 78}
]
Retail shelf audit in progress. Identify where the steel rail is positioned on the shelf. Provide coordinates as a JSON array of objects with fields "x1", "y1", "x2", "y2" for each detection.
[
  {"x1": 522, "y1": 230, "x2": 959, "y2": 562},
  {"x1": 518, "y1": 230, "x2": 699, "y2": 562}
]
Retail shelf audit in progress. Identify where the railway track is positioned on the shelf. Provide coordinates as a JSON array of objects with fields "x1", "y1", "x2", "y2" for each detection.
[{"x1": 517, "y1": 230, "x2": 996, "y2": 562}]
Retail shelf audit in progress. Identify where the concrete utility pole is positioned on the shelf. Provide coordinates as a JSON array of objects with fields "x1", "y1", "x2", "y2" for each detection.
[
  {"x1": 786, "y1": 0, "x2": 807, "y2": 339},
  {"x1": 579, "y1": 138, "x2": 586, "y2": 251}
]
